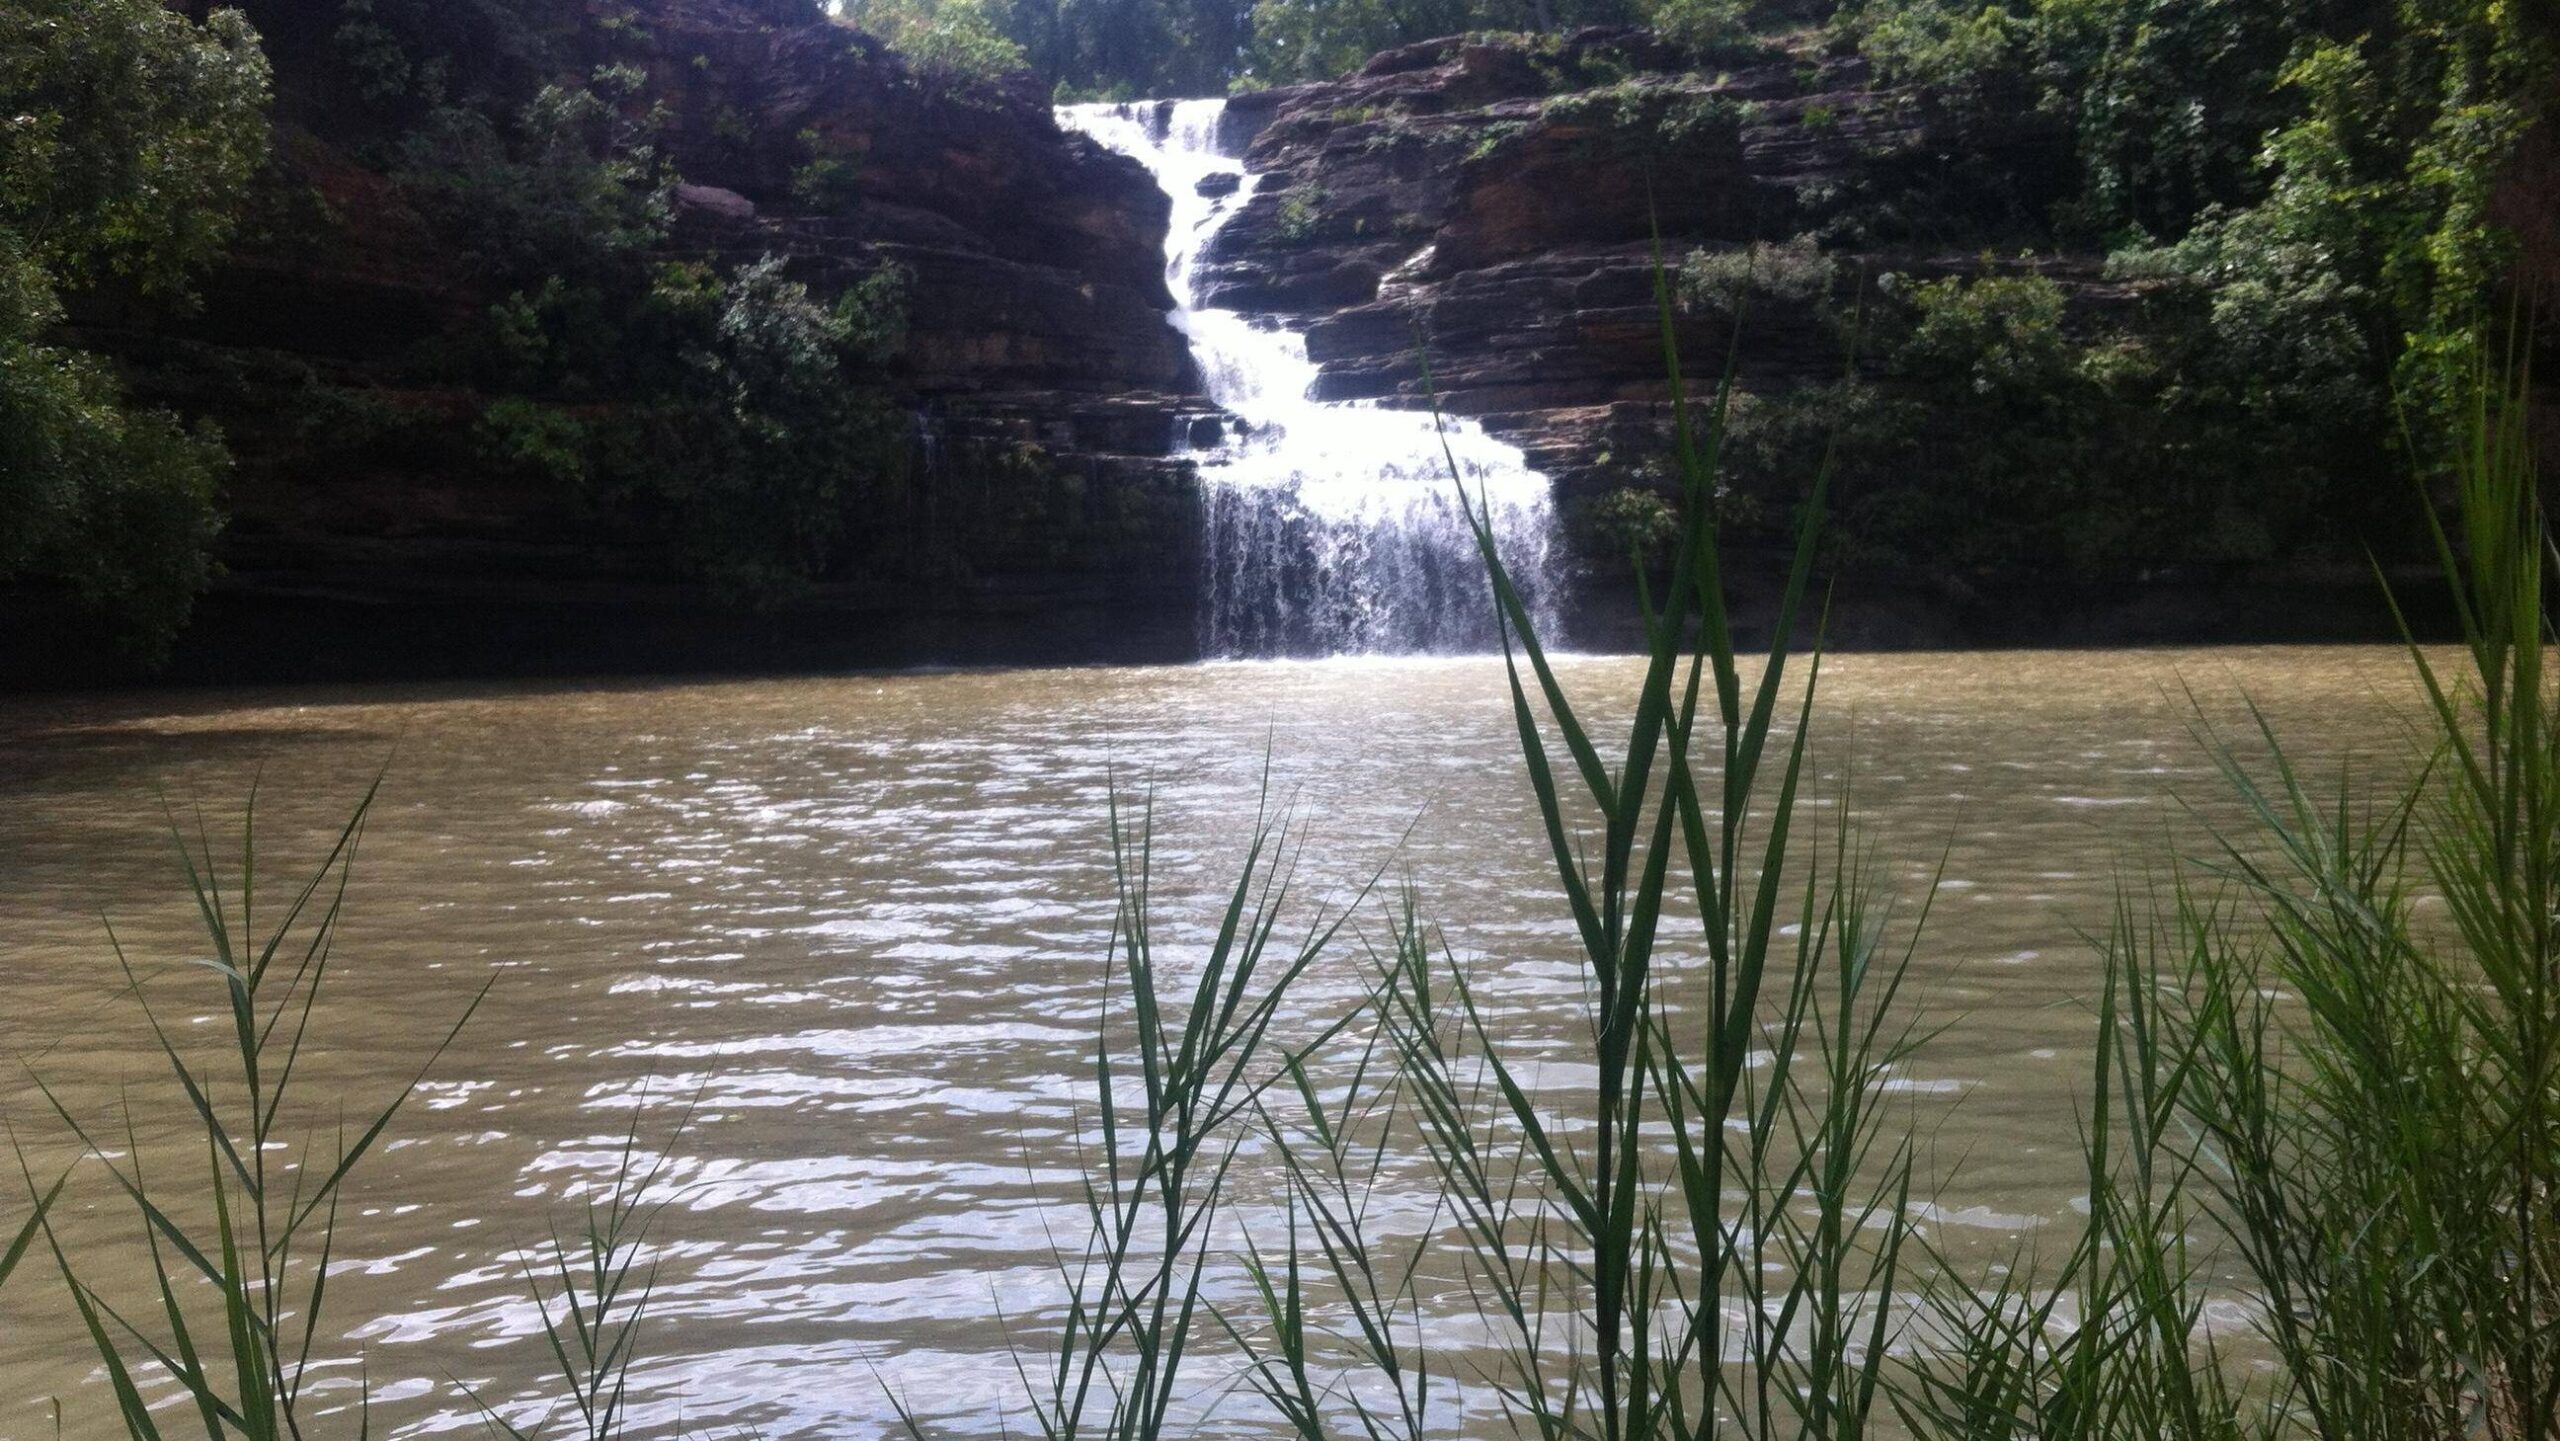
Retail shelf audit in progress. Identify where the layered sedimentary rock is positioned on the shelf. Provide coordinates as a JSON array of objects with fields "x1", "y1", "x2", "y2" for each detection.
[
  {"x1": 1156, "y1": 29, "x2": 2462, "y2": 644},
  {"x1": 1191, "y1": 28, "x2": 2075, "y2": 507},
  {"x1": 41, "y1": 0, "x2": 1212, "y2": 682}
]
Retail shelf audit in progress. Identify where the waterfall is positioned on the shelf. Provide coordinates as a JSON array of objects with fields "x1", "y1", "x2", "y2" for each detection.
[{"x1": 1058, "y1": 99, "x2": 1567, "y2": 659}]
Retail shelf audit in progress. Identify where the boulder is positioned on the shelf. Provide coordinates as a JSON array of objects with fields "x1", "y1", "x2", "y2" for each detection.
[{"x1": 674, "y1": 182, "x2": 758, "y2": 221}]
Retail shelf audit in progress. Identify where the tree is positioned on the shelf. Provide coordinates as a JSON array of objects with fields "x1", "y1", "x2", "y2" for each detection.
[
  {"x1": 483, "y1": 254, "x2": 914, "y2": 609},
  {"x1": 609, "y1": 258, "x2": 910, "y2": 607},
  {"x1": 0, "y1": 0, "x2": 271, "y2": 290},
  {"x1": 839, "y1": 0, "x2": 1032, "y2": 80},
  {"x1": 0, "y1": 0, "x2": 270, "y2": 659}
]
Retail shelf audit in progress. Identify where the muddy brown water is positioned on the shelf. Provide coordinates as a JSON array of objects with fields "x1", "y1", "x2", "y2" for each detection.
[{"x1": 0, "y1": 649, "x2": 2435, "y2": 1438}]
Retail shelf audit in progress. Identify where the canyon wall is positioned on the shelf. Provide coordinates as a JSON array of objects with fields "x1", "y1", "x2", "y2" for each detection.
[
  {"x1": 21, "y1": 0, "x2": 1216, "y2": 683},
  {"x1": 1169, "y1": 28, "x2": 2474, "y2": 646},
  {"x1": 19, "y1": 10, "x2": 2531, "y2": 684}
]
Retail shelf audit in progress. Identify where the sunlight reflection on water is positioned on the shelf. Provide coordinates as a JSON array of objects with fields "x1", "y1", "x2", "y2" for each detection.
[{"x1": 0, "y1": 648, "x2": 2432, "y2": 1438}]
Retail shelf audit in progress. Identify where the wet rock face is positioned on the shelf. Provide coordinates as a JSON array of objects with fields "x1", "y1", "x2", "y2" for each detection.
[{"x1": 1192, "y1": 28, "x2": 2075, "y2": 506}]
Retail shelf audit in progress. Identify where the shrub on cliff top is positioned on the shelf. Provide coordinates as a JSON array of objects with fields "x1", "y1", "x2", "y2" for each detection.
[
  {"x1": 1840, "y1": 0, "x2": 2547, "y2": 452},
  {"x1": 1647, "y1": 0, "x2": 1788, "y2": 61},
  {"x1": 836, "y1": 0, "x2": 1029, "y2": 81},
  {"x1": 394, "y1": 66, "x2": 673, "y2": 283}
]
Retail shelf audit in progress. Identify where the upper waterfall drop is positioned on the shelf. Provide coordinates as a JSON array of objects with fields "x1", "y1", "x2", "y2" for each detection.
[{"x1": 1058, "y1": 99, "x2": 1567, "y2": 658}]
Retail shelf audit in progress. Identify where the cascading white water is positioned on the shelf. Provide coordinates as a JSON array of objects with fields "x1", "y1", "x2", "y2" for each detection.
[{"x1": 1059, "y1": 99, "x2": 1567, "y2": 658}]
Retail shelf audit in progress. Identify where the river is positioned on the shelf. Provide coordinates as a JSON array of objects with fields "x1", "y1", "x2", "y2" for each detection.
[{"x1": 0, "y1": 646, "x2": 2432, "y2": 1438}]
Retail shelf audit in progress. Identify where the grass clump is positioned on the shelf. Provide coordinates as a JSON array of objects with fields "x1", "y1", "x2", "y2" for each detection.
[
  {"x1": 1900, "y1": 349, "x2": 2558, "y2": 1441},
  {"x1": 17, "y1": 783, "x2": 487, "y2": 1440},
  {"x1": 1214, "y1": 250, "x2": 1932, "y2": 1441},
  {"x1": 1272, "y1": 183, "x2": 1328, "y2": 242},
  {"x1": 1004, "y1": 790, "x2": 1357, "y2": 1441}
]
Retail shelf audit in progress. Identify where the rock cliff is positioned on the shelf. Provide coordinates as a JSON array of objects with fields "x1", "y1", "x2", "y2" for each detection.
[
  {"x1": 1158, "y1": 29, "x2": 2458, "y2": 644},
  {"x1": 29, "y1": 0, "x2": 1215, "y2": 683},
  {"x1": 21, "y1": 11, "x2": 2530, "y2": 683},
  {"x1": 1196, "y1": 29, "x2": 2067, "y2": 507}
]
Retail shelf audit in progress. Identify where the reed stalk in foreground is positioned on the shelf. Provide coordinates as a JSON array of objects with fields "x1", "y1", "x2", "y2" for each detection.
[
  {"x1": 1221, "y1": 258, "x2": 1930, "y2": 1441},
  {"x1": 1007, "y1": 787, "x2": 1364, "y2": 1441},
  {"x1": 4, "y1": 320, "x2": 2542, "y2": 1441},
  {"x1": 9, "y1": 789, "x2": 678, "y2": 1441},
  {"x1": 0, "y1": 1163, "x2": 63, "y2": 1294},
  {"x1": 1897, "y1": 351, "x2": 2557, "y2": 1441},
  {"x1": 21, "y1": 783, "x2": 488, "y2": 1441},
  {"x1": 462, "y1": 1095, "x2": 697, "y2": 1441}
]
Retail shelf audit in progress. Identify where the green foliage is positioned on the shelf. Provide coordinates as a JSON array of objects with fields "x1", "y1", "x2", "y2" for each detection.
[
  {"x1": 456, "y1": 245, "x2": 913, "y2": 607},
  {"x1": 1817, "y1": 0, "x2": 2542, "y2": 586},
  {"x1": 463, "y1": 1101, "x2": 693, "y2": 1441},
  {"x1": 1245, "y1": 0, "x2": 1650, "y2": 84},
  {"x1": 659, "y1": 259, "x2": 904, "y2": 605},
  {"x1": 1897, "y1": 270, "x2": 2072, "y2": 396},
  {"x1": 792, "y1": 128, "x2": 866, "y2": 211},
  {"x1": 927, "y1": 0, "x2": 1795, "y2": 97},
  {"x1": 1848, "y1": 0, "x2": 2022, "y2": 102},
  {"x1": 1841, "y1": 0, "x2": 2547, "y2": 458},
  {"x1": 1727, "y1": 267, "x2": 2379, "y2": 585},
  {"x1": 1842, "y1": 0, "x2": 2306, "y2": 239},
  {"x1": 332, "y1": 0, "x2": 439, "y2": 104},
  {"x1": 0, "y1": 0, "x2": 267, "y2": 658},
  {"x1": 1463, "y1": 118, "x2": 1528, "y2": 162},
  {"x1": 475, "y1": 395, "x2": 590, "y2": 487},
  {"x1": 1243, "y1": 0, "x2": 1456, "y2": 85},
  {"x1": 393, "y1": 69, "x2": 673, "y2": 283},
  {"x1": 1902, "y1": 352, "x2": 2560, "y2": 1441},
  {"x1": 0, "y1": 1173, "x2": 63, "y2": 1300},
  {"x1": 31, "y1": 785, "x2": 487, "y2": 1441},
  {"x1": 0, "y1": 0, "x2": 271, "y2": 294},
  {"x1": 1013, "y1": 789, "x2": 1346, "y2": 1441},
  {"x1": 840, "y1": 0, "x2": 1030, "y2": 80},
  {"x1": 1678, "y1": 233, "x2": 1838, "y2": 316},
  {"x1": 1271, "y1": 183, "x2": 1326, "y2": 240},
  {"x1": 1577, "y1": 484, "x2": 1681, "y2": 562},
  {"x1": 1843, "y1": 270, "x2": 2167, "y2": 578},
  {"x1": 1541, "y1": 79, "x2": 1743, "y2": 156},
  {"x1": 0, "y1": 250, "x2": 226, "y2": 660},
  {"x1": 317, "y1": 8, "x2": 941, "y2": 615},
  {"x1": 833, "y1": 260, "x2": 914, "y2": 364},
  {"x1": 1354, "y1": 107, "x2": 1423, "y2": 151},
  {"x1": 2127, "y1": 11, "x2": 2542, "y2": 447},
  {"x1": 299, "y1": 0, "x2": 591, "y2": 123},
  {"x1": 997, "y1": 0, "x2": 1786, "y2": 92},
  {"x1": 1645, "y1": 0, "x2": 1755, "y2": 53}
]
